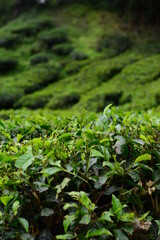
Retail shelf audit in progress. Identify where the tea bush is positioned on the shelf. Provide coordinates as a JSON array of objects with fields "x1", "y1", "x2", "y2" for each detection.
[{"x1": 0, "y1": 106, "x2": 159, "y2": 239}]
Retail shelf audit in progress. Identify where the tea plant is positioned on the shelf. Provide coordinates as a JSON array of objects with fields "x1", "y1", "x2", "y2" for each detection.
[{"x1": 0, "y1": 106, "x2": 159, "y2": 239}]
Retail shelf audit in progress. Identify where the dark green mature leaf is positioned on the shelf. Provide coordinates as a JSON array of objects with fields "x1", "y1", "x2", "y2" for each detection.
[
  {"x1": 88, "y1": 157, "x2": 97, "y2": 169},
  {"x1": 38, "y1": 229, "x2": 53, "y2": 240},
  {"x1": 79, "y1": 214, "x2": 91, "y2": 225},
  {"x1": 41, "y1": 208, "x2": 54, "y2": 217},
  {"x1": 114, "y1": 229, "x2": 129, "y2": 240},
  {"x1": 121, "y1": 226, "x2": 134, "y2": 235},
  {"x1": 21, "y1": 233, "x2": 35, "y2": 240},
  {"x1": 155, "y1": 220, "x2": 160, "y2": 235}
]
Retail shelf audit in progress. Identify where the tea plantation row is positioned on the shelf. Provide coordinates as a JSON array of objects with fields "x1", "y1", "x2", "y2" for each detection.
[{"x1": 0, "y1": 3, "x2": 160, "y2": 112}]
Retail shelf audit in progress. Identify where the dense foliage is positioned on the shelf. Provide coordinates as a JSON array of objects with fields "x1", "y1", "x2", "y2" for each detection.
[
  {"x1": 0, "y1": 2, "x2": 159, "y2": 239},
  {"x1": 0, "y1": 107, "x2": 159, "y2": 239},
  {"x1": 87, "y1": 0, "x2": 160, "y2": 24}
]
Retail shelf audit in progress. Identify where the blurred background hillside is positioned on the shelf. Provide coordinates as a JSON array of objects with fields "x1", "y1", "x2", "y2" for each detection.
[{"x1": 0, "y1": 0, "x2": 160, "y2": 114}]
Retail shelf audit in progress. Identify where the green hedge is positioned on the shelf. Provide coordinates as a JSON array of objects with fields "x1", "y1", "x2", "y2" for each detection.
[{"x1": 0, "y1": 107, "x2": 159, "y2": 239}]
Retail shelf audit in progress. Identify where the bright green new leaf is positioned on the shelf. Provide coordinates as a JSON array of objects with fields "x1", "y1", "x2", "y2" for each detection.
[
  {"x1": 17, "y1": 134, "x2": 23, "y2": 143},
  {"x1": 19, "y1": 217, "x2": 29, "y2": 233},
  {"x1": 12, "y1": 201, "x2": 20, "y2": 215},
  {"x1": 63, "y1": 203, "x2": 78, "y2": 210},
  {"x1": 120, "y1": 212, "x2": 135, "y2": 222},
  {"x1": 138, "y1": 211, "x2": 150, "y2": 221},
  {"x1": 80, "y1": 191, "x2": 95, "y2": 210},
  {"x1": 135, "y1": 154, "x2": 151, "y2": 163},
  {"x1": 68, "y1": 191, "x2": 80, "y2": 200},
  {"x1": 103, "y1": 104, "x2": 112, "y2": 115},
  {"x1": 86, "y1": 228, "x2": 112, "y2": 238},
  {"x1": 99, "y1": 211, "x2": 114, "y2": 222},
  {"x1": 1, "y1": 195, "x2": 14, "y2": 206},
  {"x1": 56, "y1": 234, "x2": 75, "y2": 239}
]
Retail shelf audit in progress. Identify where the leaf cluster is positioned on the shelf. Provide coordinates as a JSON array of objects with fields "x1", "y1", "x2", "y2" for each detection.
[{"x1": 0, "y1": 107, "x2": 159, "y2": 239}]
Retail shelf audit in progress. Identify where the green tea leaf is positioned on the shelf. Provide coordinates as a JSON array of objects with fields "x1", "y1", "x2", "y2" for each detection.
[
  {"x1": 12, "y1": 201, "x2": 20, "y2": 215},
  {"x1": 104, "y1": 104, "x2": 112, "y2": 115},
  {"x1": 56, "y1": 234, "x2": 75, "y2": 239},
  {"x1": 63, "y1": 203, "x2": 78, "y2": 210},
  {"x1": 56, "y1": 177, "x2": 70, "y2": 194},
  {"x1": 17, "y1": 134, "x2": 23, "y2": 143},
  {"x1": 120, "y1": 212, "x2": 135, "y2": 222},
  {"x1": 42, "y1": 167, "x2": 62, "y2": 176},
  {"x1": 1, "y1": 195, "x2": 14, "y2": 206},
  {"x1": 101, "y1": 146, "x2": 111, "y2": 161},
  {"x1": 155, "y1": 220, "x2": 160, "y2": 235},
  {"x1": 15, "y1": 147, "x2": 34, "y2": 171},
  {"x1": 79, "y1": 214, "x2": 91, "y2": 225},
  {"x1": 19, "y1": 218, "x2": 29, "y2": 233},
  {"x1": 135, "y1": 154, "x2": 151, "y2": 163},
  {"x1": 138, "y1": 211, "x2": 150, "y2": 221},
  {"x1": 80, "y1": 191, "x2": 95, "y2": 210},
  {"x1": 41, "y1": 208, "x2": 54, "y2": 217},
  {"x1": 96, "y1": 114, "x2": 108, "y2": 131},
  {"x1": 114, "y1": 229, "x2": 129, "y2": 240},
  {"x1": 121, "y1": 226, "x2": 134, "y2": 235},
  {"x1": 63, "y1": 214, "x2": 76, "y2": 233},
  {"x1": 111, "y1": 195, "x2": 125, "y2": 219},
  {"x1": 90, "y1": 149, "x2": 104, "y2": 158},
  {"x1": 58, "y1": 133, "x2": 72, "y2": 141},
  {"x1": 76, "y1": 139, "x2": 84, "y2": 149},
  {"x1": 99, "y1": 211, "x2": 114, "y2": 222},
  {"x1": 86, "y1": 228, "x2": 112, "y2": 238}
]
